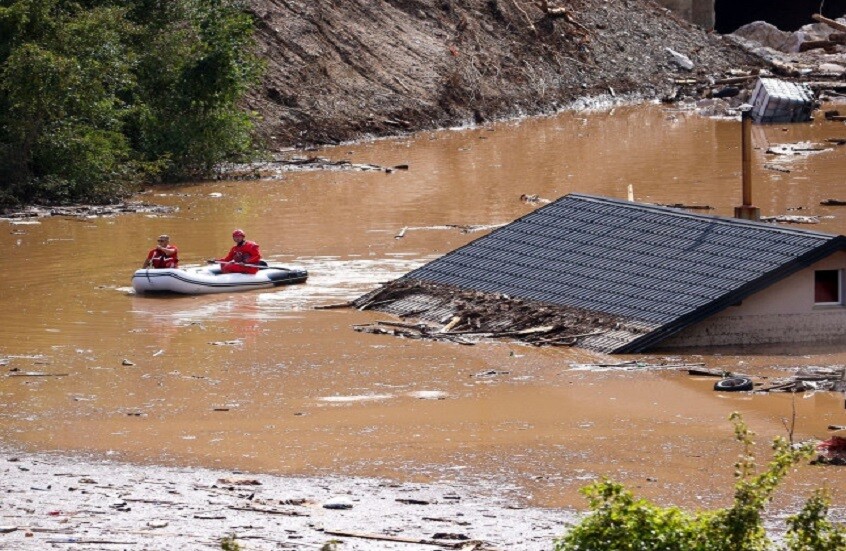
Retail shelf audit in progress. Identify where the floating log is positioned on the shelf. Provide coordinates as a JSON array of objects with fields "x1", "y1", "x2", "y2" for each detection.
[
  {"x1": 657, "y1": 203, "x2": 714, "y2": 210},
  {"x1": 821, "y1": 199, "x2": 846, "y2": 206},
  {"x1": 688, "y1": 367, "x2": 729, "y2": 377},
  {"x1": 313, "y1": 301, "x2": 354, "y2": 310}
]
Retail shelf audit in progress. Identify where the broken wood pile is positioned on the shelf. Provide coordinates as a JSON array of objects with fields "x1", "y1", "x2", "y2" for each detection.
[
  {"x1": 759, "y1": 366, "x2": 846, "y2": 393},
  {"x1": 353, "y1": 319, "x2": 608, "y2": 347},
  {"x1": 352, "y1": 279, "x2": 632, "y2": 349},
  {"x1": 803, "y1": 14, "x2": 846, "y2": 53},
  {"x1": 568, "y1": 360, "x2": 707, "y2": 371}
]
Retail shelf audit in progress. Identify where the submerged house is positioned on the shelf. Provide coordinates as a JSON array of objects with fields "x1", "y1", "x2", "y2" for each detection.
[{"x1": 363, "y1": 193, "x2": 846, "y2": 353}]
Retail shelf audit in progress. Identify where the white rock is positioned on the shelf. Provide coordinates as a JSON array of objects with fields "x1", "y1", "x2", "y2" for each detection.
[
  {"x1": 818, "y1": 63, "x2": 845, "y2": 75},
  {"x1": 732, "y1": 21, "x2": 798, "y2": 53},
  {"x1": 665, "y1": 48, "x2": 694, "y2": 71}
]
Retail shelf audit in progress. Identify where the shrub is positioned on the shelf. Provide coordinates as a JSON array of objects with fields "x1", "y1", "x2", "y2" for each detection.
[{"x1": 554, "y1": 413, "x2": 845, "y2": 551}]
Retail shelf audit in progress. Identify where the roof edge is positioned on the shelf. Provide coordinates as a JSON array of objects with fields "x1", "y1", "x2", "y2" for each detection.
[
  {"x1": 613, "y1": 235, "x2": 846, "y2": 353},
  {"x1": 568, "y1": 193, "x2": 839, "y2": 240}
]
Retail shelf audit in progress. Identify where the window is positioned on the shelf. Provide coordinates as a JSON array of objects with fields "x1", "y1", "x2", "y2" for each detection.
[{"x1": 814, "y1": 270, "x2": 841, "y2": 304}]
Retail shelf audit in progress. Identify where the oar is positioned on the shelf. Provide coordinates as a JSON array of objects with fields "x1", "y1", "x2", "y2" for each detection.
[{"x1": 206, "y1": 260, "x2": 289, "y2": 270}]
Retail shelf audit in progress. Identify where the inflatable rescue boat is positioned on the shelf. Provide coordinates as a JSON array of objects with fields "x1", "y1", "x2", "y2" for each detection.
[{"x1": 132, "y1": 264, "x2": 308, "y2": 295}]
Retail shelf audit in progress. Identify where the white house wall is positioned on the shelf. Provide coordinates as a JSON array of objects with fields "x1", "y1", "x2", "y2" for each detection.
[{"x1": 659, "y1": 251, "x2": 846, "y2": 348}]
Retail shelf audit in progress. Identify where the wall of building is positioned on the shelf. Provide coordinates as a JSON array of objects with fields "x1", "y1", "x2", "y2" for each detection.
[
  {"x1": 658, "y1": 252, "x2": 846, "y2": 348},
  {"x1": 714, "y1": 0, "x2": 846, "y2": 33},
  {"x1": 659, "y1": 0, "x2": 846, "y2": 33},
  {"x1": 656, "y1": 0, "x2": 714, "y2": 30}
]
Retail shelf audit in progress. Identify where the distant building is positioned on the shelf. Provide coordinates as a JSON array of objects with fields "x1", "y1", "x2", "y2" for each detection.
[
  {"x1": 656, "y1": 0, "x2": 714, "y2": 30},
  {"x1": 659, "y1": 0, "x2": 846, "y2": 34},
  {"x1": 390, "y1": 193, "x2": 846, "y2": 352}
]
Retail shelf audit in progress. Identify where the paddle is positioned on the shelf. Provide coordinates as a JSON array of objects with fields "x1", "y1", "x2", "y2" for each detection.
[{"x1": 206, "y1": 259, "x2": 289, "y2": 270}]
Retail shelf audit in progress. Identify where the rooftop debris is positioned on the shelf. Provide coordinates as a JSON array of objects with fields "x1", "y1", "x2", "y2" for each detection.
[{"x1": 353, "y1": 279, "x2": 637, "y2": 350}]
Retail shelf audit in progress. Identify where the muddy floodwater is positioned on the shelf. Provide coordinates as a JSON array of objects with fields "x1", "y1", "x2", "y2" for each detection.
[{"x1": 2, "y1": 103, "x2": 846, "y2": 517}]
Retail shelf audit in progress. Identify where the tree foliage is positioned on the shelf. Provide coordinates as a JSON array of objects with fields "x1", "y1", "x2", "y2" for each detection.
[
  {"x1": 554, "y1": 413, "x2": 846, "y2": 550},
  {"x1": 0, "y1": 0, "x2": 263, "y2": 207}
]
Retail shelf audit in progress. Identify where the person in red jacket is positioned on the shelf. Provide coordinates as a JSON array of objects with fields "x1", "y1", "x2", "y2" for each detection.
[
  {"x1": 212, "y1": 229, "x2": 262, "y2": 274},
  {"x1": 142, "y1": 234, "x2": 179, "y2": 269}
]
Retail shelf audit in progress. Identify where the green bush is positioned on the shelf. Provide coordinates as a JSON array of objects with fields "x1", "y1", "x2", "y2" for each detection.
[
  {"x1": 0, "y1": 0, "x2": 263, "y2": 207},
  {"x1": 554, "y1": 413, "x2": 846, "y2": 551}
]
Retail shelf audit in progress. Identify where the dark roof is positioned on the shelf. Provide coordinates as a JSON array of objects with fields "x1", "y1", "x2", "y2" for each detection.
[{"x1": 402, "y1": 193, "x2": 846, "y2": 352}]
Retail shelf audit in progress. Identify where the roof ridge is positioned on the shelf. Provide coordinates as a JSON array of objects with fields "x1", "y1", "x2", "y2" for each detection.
[{"x1": 567, "y1": 193, "x2": 839, "y2": 240}]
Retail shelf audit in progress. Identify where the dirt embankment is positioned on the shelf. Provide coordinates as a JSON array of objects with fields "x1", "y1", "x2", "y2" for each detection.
[{"x1": 247, "y1": 0, "x2": 761, "y2": 149}]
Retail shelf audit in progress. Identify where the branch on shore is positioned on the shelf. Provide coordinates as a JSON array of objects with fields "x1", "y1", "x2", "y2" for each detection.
[{"x1": 812, "y1": 13, "x2": 846, "y2": 33}]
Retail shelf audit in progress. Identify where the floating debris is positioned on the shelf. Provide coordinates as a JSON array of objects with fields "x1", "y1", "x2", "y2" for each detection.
[
  {"x1": 761, "y1": 214, "x2": 820, "y2": 224},
  {"x1": 217, "y1": 156, "x2": 406, "y2": 180},
  {"x1": 759, "y1": 366, "x2": 846, "y2": 393},
  {"x1": 0, "y1": 202, "x2": 176, "y2": 220}
]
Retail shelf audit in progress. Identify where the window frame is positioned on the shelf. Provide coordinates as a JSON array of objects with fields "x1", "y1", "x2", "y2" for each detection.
[{"x1": 814, "y1": 269, "x2": 842, "y2": 306}]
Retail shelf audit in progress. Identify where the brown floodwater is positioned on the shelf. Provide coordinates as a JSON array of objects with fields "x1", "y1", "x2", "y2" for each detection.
[{"x1": 2, "y1": 103, "x2": 845, "y2": 514}]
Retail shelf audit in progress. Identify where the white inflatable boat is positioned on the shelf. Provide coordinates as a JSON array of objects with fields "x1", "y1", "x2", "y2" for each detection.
[{"x1": 132, "y1": 265, "x2": 308, "y2": 295}]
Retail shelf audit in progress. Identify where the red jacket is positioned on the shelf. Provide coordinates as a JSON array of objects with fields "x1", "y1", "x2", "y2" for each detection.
[
  {"x1": 217, "y1": 240, "x2": 261, "y2": 274},
  {"x1": 146, "y1": 244, "x2": 179, "y2": 268}
]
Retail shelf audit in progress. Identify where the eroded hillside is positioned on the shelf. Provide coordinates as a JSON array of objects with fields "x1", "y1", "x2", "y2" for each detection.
[{"x1": 247, "y1": 0, "x2": 760, "y2": 148}]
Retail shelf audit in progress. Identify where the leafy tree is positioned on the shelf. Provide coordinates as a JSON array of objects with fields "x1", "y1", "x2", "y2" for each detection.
[{"x1": 0, "y1": 0, "x2": 263, "y2": 207}]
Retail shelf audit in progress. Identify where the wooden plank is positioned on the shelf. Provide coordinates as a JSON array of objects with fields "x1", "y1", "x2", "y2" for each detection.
[{"x1": 813, "y1": 13, "x2": 846, "y2": 33}]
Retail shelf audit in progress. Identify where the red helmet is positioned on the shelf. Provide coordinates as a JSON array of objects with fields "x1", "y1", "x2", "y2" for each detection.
[{"x1": 232, "y1": 229, "x2": 245, "y2": 238}]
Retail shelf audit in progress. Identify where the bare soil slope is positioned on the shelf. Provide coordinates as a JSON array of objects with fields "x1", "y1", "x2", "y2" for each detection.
[{"x1": 247, "y1": 0, "x2": 761, "y2": 148}]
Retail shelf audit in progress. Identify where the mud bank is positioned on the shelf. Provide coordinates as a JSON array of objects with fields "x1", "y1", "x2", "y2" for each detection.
[
  {"x1": 247, "y1": 0, "x2": 760, "y2": 148},
  {"x1": 0, "y1": 446, "x2": 572, "y2": 551}
]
